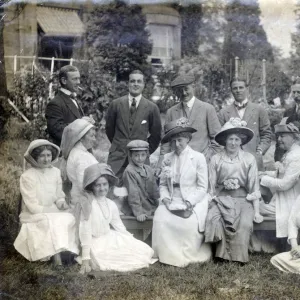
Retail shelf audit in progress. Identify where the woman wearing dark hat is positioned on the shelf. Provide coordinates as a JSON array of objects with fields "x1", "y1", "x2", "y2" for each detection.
[
  {"x1": 252, "y1": 118, "x2": 300, "y2": 252},
  {"x1": 152, "y1": 118, "x2": 212, "y2": 267},
  {"x1": 77, "y1": 163, "x2": 156, "y2": 274},
  {"x1": 205, "y1": 118, "x2": 262, "y2": 263},
  {"x1": 14, "y1": 140, "x2": 78, "y2": 264}
]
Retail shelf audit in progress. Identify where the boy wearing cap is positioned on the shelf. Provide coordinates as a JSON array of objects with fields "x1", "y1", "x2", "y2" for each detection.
[{"x1": 123, "y1": 140, "x2": 159, "y2": 222}]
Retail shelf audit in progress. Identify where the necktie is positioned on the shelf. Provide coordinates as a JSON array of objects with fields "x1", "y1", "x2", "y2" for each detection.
[
  {"x1": 130, "y1": 97, "x2": 137, "y2": 115},
  {"x1": 182, "y1": 103, "x2": 190, "y2": 118},
  {"x1": 235, "y1": 102, "x2": 247, "y2": 110}
]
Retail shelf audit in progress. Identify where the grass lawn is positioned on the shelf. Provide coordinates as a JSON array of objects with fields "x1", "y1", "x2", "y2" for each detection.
[{"x1": 0, "y1": 119, "x2": 299, "y2": 300}]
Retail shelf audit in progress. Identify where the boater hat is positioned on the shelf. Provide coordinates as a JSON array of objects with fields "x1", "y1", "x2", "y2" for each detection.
[
  {"x1": 215, "y1": 118, "x2": 254, "y2": 146},
  {"x1": 161, "y1": 117, "x2": 197, "y2": 143},
  {"x1": 274, "y1": 117, "x2": 299, "y2": 134}
]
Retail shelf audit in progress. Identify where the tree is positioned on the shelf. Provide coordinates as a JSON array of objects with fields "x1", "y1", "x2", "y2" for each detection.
[
  {"x1": 290, "y1": 2, "x2": 300, "y2": 77},
  {"x1": 85, "y1": 0, "x2": 152, "y2": 81},
  {"x1": 222, "y1": 0, "x2": 274, "y2": 62},
  {"x1": 174, "y1": 3, "x2": 203, "y2": 58}
]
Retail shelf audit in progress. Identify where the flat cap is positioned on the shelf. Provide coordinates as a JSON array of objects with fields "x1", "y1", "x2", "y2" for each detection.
[
  {"x1": 171, "y1": 75, "x2": 195, "y2": 88},
  {"x1": 127, "y1": 140, "x2": 149, "y2": 151}
]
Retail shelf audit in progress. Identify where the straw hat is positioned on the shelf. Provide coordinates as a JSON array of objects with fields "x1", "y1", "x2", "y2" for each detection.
[
  {"x1": 24, "y1": 139, "x2": 60, "y2": 168},
  {"x1": 215, "y1": 118, "x2": 254, "y2": 146},
  {"x1": 161, "y1": 118, "x2": 197, "y2": 143},
  {"x1": 83, "y1": 163, "x2": 119, "y2": 190},
  {"x1": 274, "y1": 117, "x2": 299, "y2": 134}
]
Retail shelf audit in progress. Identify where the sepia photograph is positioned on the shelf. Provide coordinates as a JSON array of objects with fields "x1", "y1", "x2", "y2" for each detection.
[{"x1": 1, "y1": 0, "x2": 300, "y2": 299}]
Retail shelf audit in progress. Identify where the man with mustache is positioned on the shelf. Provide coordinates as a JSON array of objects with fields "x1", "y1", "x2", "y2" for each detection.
[
  {"x1": 46, "y1": 65, "x2": 84, "y2": 146},
  {"x1": 218, "y1": 78, "x2": 272, "y2": 170},
  {"x1": 275, "y1": 83, "x2": 300, "y2": 162},
  {"x1": 156, "y1": 75, "x2": 221, "y2": 175}
]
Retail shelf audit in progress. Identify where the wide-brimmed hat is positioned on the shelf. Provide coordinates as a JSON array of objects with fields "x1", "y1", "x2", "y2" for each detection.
[
  {"x1": 127, "y1": 140, "x2": 149, "y2": 151},
  {"x1": 83, "y1": 163, "x2": 119, "y2": 190},
  {"x1": 275, "y1": 117, "x2": 299, "y2": 134},
  {"x1": 215, "y1": 118, "x2": 254, "y2": 146},
  {"x1": 60, "y1": 118, "x2": 94, "y2": 160},
  {"x1": 24, "y1": 139, "x2": 60, "y2": 168},
  {"x1": 161, "y1": 117, "x2": 197, "y2": 143},
  {"x1": 171, "y1": 75, "x2": 195, "y2": 88}
]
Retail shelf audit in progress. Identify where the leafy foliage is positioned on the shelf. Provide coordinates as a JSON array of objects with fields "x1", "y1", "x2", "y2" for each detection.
[
  {"x1": 173, "y1": 4, "x2": 203, "y2": 58},
  {"x1": 222, "y1": 0, "x2": 274, "y2": 62},
  {"x1": 290, "y1": 4, "x2": 300, "y2": 77},
  {"x1": 85, "y1": 0, "x2": 153, "y2": 81}
]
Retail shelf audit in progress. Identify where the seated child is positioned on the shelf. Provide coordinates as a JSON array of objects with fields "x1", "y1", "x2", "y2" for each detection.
[
  {"x1": 14, "y1": 139, "x2": 79, "y2": 265},
  {"x1": 78, "y1": 163, "x2": 156, "y2": 274},
  {"x1": 122, "y1": 140, "x2": 159, "y2": 222}
]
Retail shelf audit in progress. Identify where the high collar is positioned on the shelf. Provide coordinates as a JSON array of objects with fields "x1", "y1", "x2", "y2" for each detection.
[
  {"x1": 175, "y1": 144, "x2": 190, "y2": 157},
  {"x1": 182, "y1": 96, "x2": 195, "y2": 108},
  {"x1": 60, "y1": 87, "x2": 76, "y2": 97},
  {"x1": 234, "y1": 98, "x2": 248, "y2": 108}
]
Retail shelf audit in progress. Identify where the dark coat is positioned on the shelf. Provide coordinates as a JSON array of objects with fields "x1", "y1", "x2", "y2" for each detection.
[
  {"x1": 45, "y1": 91, "x2": 84, "y2": 146},
  {"x1": 105, "y1": 95, "x2": 162, "y2": 178}
]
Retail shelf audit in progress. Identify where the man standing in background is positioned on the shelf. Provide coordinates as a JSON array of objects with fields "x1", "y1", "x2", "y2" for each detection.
[
  {"x1": 105, "y1": 70, "x2": 161, "y2": 183},
  {"x1": 45, "y1": 65, "x2": 84, "y2": 146},
  {"x1": 218, "y1": 78, "x2": 271, "y2": 170}
]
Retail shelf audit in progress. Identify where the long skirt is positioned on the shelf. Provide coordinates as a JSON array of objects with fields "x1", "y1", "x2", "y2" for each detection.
[
  {"x1": 14, "y1": 212, "x2": 79, "y2": 261},
  {"x1": 79, "y1": 230, "x2": 156, "y2": 272},
  {"x1": 152, "y1": 204, "x2": 211, "y2": 267},
  {"x1": 271, "y1": 252, "x2": 300, "y2": 273},
  {"x1": 206, "y1": 195, "x2": 254, "y2": 263}
]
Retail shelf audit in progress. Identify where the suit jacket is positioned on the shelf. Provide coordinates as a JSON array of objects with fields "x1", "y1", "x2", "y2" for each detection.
[
  {"x1": 160, "y1": 146, "x2": 208, "y2": 206},
  {"x1": 105, "y1": 95, "x2": 162, "y2": 176},
  {"x1": 45, "y1": 90, "x2": 84, "y2": 145},
  {"x1": 160, "y1": 98, "x2": 222, "y2": 162},
  {"x1": 218, "y1": 102, "x2": 272, "y2": 156}
]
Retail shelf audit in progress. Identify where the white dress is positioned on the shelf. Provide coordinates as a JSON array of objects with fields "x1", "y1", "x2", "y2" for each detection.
[
  {"x1": 260, "y1": 144, "x2": 300, "y2": 237},
  {"x1": 78, "y1": 196, "x2": 156, "y2": 272},
  {"x1": 152, "y1": 146, "x2": 212, "y2": 267},
  {"x1": 271, "y1": 198, "x2": 300, "y2": 273},
  {"x1": 66, "y1": 142, "x2": 98, "y2": 206},
  {"x1": 14, "y1": 167, "x2": 79, "y2": 261}
]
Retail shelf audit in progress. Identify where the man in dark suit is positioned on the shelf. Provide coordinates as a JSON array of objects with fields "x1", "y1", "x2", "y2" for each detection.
[
  {"x1": 275, "y1": 83, "x2": 300, "y2": 161},
  {"x1": 156, "y1": 75, "x2": 222, "y2": 174},
  {"x1": 218, "y1": 78, "x2": 272, "y2": 170},
  {"x1": 45, "y1": 65, "x2": 84, "y2": 146},
  {"x1": 105, "y1": 70, "x2": 162, "y2": 183}
]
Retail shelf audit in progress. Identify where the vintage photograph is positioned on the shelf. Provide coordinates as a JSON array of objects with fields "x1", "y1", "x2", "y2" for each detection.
[{"x1": 1, "y1": 0, "x2": 300, "y2": 299}]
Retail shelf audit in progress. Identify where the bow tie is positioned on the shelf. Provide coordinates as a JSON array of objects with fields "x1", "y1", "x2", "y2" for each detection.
[{"x1": 235, "y1": 102, "x2": 248, "y2": 110}]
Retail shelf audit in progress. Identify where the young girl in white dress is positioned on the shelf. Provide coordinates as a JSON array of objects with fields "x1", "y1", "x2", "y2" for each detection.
[
  {"x1": 78, "y1": 163, "x2": 156, "y2": 274},
  {"x1": 14, "y1": 139, "x2": 79, "y2": 264}
]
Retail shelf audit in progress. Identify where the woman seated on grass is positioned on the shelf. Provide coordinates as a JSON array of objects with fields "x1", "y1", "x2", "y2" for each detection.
[
  {"x1": 78, "y1": 163, "x2": 156, "y2": 274},
  {"x1": 122, "y1": 140, "x2": 159, "y2": 221},
  {"x1": 152, "y1": 118, "x2": 212, "y2": 267},
  {"x1": 271, "y1": 196, "x2": 300, "y2": 273},
  {"x1": 205, "y1": 118, "x2": 263, "y2": 263},
  {"x1": 14, "y1": 139, "x2": 79, "y2": 265}
]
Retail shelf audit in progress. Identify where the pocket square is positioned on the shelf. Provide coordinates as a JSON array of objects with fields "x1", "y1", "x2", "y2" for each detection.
[{"x1": 141, "y1": 120, "x2": 147, "y2": 124}]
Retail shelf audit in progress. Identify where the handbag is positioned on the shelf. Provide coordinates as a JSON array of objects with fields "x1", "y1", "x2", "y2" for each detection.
[{"x1": 167, "y1": 200, "x2": 193, "y2": 219}]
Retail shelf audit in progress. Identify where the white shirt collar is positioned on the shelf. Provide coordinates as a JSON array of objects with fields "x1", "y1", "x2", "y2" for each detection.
[
  {"x1": 60, "y1": 88, "x2": 76, "y2": 97},
  {"x1": 234, "y1": 98, "x2": 248, "y2": 107},
  {"x1": 128, "y1": 94, "x2": 142, "y2": 108},
  {"x1": 183, "y1": 96, "x2": 196, "y2": 108}
]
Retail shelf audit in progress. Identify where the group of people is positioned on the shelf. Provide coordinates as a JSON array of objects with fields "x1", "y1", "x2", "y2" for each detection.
[{"x1": 12, "y1": 65, "x2": 300, "y2": 274}]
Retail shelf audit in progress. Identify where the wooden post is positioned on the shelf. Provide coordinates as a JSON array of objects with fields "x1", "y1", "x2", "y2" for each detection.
[
  {"x1": 31, "y1": 56, "x2": 35, "y2": 75},
  {"x1": 235, "y1": 56, "x2": 239, "y2": 79},
  {"x1": 13, "y1": 55, "x2": 17, "y2": 74},
  {"x1": 70, "y1": 58, "x2": 73, "y2": 66},
  {"x1": 49, "y1": 57, "x2": 55, "y2": 100},
  {"x1": 262, "y1": 59, "x2": 266, "y2": 103}
]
